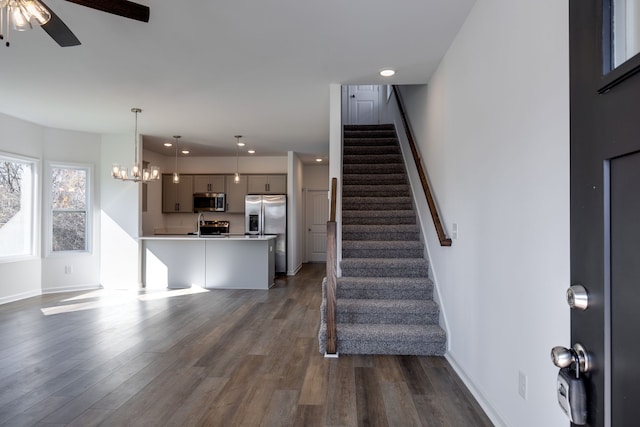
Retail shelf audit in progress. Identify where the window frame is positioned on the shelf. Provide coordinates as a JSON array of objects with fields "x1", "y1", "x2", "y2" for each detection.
[
  {"x1": 0, "y1": 151, "x2": 40, "y2": 262},
  {"x1": 45, "y1": 161, "x2": 93, "y2": 256}
]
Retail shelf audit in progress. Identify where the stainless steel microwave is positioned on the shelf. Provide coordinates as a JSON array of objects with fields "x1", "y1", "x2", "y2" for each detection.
[{"x1": 193, "y1": 192, "x2": 226, "y2": 212}]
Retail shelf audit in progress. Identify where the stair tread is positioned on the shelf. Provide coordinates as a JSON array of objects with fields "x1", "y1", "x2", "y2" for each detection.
[
  {"x1": 338, "y1": 299, "x2": 438, "y2": 311},
  {"x1": 337, "y1": 276, "x2": 432, "y2": 286}
]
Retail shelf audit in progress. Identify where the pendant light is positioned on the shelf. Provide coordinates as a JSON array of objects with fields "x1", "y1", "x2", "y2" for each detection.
[
  {"x1": 172, "y1": 135, "x2": 180, "y2": 184},
  {"x1": 234, "y1": 135, "x2": 242, "y2": 184},
  {"x1": 111, "y1": 108, "x2": 160, "y2": 182}
]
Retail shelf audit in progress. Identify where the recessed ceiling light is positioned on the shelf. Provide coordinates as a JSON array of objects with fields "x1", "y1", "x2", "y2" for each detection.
[
  {"x1": 181, "y1": 150, "x2": 190, "y2": 154},
  {"x1": 248, "y1": 149, "x2": 255, "y2": 154},
  {"x1": 164, "y1": 142, "x2": 172, "y2": 147},
  {"x1": 380, "y1": 69, "x2": 396, "y2": 77},
  {"x1": 315, "y1": 158, "x2": 323, "y2": 162}
]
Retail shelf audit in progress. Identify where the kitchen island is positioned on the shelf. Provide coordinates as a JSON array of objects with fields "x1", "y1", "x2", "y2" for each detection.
[{"x1": 140, "y1": 235, "x2": 276, "y2": 290}]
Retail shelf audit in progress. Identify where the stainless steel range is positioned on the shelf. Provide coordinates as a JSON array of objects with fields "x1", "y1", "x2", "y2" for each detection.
[{"x1": 198, "y1": 219, "x2": 229, "y2": 236}]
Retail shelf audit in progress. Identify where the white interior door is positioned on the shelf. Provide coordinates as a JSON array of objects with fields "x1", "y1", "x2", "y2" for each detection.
[
  {"x1": 306, "y1": 190, "x2": 329, "y2": 262},
  {"x1": 347, "y1": 85, "x2": 380, "y2": 124}
]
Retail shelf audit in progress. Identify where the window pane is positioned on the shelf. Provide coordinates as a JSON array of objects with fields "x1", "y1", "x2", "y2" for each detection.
[
  {"x1": 52, "y1": 211, "x2": 86, "y2": 251},
  {"x1": 50, "y1": 165, "x2": 89, "y2": 253},
  {"x1": 52, "y1": 168, "x2": 86, "y2": 210},
  {"x1": 0, "y1": 158, "x2": 34, "y2": 257},
  {"x1": 612, "y1": 0, "x2": 640, "y2": 68}
]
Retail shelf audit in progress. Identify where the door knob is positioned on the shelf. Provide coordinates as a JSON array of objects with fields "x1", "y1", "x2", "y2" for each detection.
[
  {"x1": 350, "y1": 94, "x2": 356, "y2": 98},
  {"x1": 551, "y1": 343, "x2": 592, "y2": 374},
  {"x1": 567, "y1": 285, "x2": 589, "y2": 310}
]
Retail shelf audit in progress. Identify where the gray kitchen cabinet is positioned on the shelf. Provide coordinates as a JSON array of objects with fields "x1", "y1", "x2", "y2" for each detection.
[
  {"x1": 162, "y1": 174, "x2": 194, "y2": 213},
  {"x1": 193, "y1": 175, "x2": 225, "y2": 193},
  {"x1": 225, "y1": 174, "x2": 247, "y2": 213},
  {"x1": 247, "y1": 174, "x2": 286, "y2": 194}
]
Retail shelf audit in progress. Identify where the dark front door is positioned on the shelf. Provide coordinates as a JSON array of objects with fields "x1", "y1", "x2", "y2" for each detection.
[{"x1": 570, "y1": 0, "x2": 640, "y2": 426}]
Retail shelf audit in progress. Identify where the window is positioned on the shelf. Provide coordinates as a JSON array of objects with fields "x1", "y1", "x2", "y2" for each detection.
[
  {"x1": 49, "y1": 164, "x2": 91, "y2": 253},
  {"x1": 0, "y1": 154, "x2": 37, "y2": 259},
  {"x1": 611, "y1": 0, "x2": 640, "y2": 69}
]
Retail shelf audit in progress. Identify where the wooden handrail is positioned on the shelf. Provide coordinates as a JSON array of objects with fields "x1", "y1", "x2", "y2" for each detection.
[
  {"x1": 393, "y1": 85, "x2": 452, "y2": 247},
  {"x1": 330, "y1": 176, "x2": 337, "y2": 222},
  {"x1": 325, "y1": 177, "x2": 338, "y2": 354}
]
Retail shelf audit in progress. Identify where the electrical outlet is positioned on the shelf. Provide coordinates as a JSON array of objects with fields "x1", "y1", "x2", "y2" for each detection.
[
  {"x1": 518, "y1": 371, "x2": 527, "y2": 399},
  {"x1": 64, "y1": 265, "x2": 72, "y2": 274},
  {"x1": 452, "y1": 223, "x2": 458, "y2": 239}
]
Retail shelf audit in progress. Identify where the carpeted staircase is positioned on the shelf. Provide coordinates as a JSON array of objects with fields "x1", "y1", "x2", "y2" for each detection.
[{"x1": 319, "y1": 123, "x2": 447, "y2": 355}]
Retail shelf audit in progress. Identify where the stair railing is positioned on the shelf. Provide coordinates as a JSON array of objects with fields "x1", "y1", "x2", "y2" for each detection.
[
  {"x1": 325, "y1": 177, "x2": 338, "y2": 354},
  {"x1": 392, "y1": 85, "x2": 452, "y2": 247}
]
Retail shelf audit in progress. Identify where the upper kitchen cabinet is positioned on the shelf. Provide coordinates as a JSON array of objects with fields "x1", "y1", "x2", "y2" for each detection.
[
  {"x1": 162, "y1": 174, "x2": 194, "y2": 213},
  {"x1": 225, "y1": 174, "x2": 247, "y2": 213},
  {"x1": 247, "y1": 175, "x2": 287, "y2": 194},
  {"x1": 194, "y1": 175, "x2": 225, "y2": 193}
]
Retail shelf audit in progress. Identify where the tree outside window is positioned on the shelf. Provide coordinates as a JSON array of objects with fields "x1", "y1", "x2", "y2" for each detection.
[
  {"x1": 51, "y1": 166, "x2": 89, "y2": 252},
  {"x1": 0, "y1": 156, "x2": 36, "y2": 258}
]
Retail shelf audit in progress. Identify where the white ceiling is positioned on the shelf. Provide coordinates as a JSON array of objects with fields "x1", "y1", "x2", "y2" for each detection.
[{"x1": 0, "y1": 0, "x2": 475, "y2": 161}]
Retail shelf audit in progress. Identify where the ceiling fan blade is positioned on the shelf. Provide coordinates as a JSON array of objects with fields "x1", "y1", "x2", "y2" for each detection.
[
  {"x1": 39, "y1": 0, "x2": 81, "y2": 47},
  {"x1": 64, "y1": 0, "x2": 150, "y2": 22}
]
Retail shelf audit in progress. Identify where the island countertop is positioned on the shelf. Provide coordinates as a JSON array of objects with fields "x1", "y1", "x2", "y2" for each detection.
[
  {"x1": 141, "y1": 235, "x2": 276, "y2": 289},
  {"x1": 139, "y1": 234, "x2": 277, "y2": 241}
]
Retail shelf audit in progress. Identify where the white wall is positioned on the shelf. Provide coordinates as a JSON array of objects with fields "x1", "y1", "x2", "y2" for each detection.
[
  {"x1": 303, "y1": 164, "x2": 329, "y2": 190},
  {"x1": 389, "y1": 0, "x2": 570, "y2": 426},
  {"x1": 0, "y1": 113, "x2": 106, "y2": 302},
  {"x1": 0, "y1": 113, "x2": 43, "y2": 304},
  {"x1": 287, "y1": 151, "x2": 304, "y2": 275},
  {"x1": 100, "y1": 134, "x2": 141, "y2": 289}
]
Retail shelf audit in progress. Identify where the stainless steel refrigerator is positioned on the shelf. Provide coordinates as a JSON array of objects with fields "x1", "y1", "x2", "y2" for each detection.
[{"x1": 245, "y1": 194, "x2": 287, "y2": 273}]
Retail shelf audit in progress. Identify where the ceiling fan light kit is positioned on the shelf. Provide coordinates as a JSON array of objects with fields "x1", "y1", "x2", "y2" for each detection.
[
  {"x1": 0, "y1": 0, "x2": 51, "y2": 46},
  {"x1": 0, "y1": 0, "x2": 149, "y2": 47}
]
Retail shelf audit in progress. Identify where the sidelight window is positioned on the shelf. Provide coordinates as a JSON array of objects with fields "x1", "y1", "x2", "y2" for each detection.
[{"x1": 610, "y1": 0, "x2": 640, "y2": 69}]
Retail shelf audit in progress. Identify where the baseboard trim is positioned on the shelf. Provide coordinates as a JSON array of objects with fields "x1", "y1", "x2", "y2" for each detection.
[
  {"x1": 41, "y1": 283, "x2": 102, "y2": 294},
  {"x1": 287, "y1": 263, "x2": 303, "y2": 276},
  {"x1": 0, "y1": 289, "x2": 41, "y2": 306},
  {"x1": 445, "y1": 352, "x2": 508, "y2": 427}
]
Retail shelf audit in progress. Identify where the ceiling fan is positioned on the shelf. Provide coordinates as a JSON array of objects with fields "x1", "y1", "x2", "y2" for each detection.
[{"x1": 2, "y1": 0, "x2": 149, "y2": 47}]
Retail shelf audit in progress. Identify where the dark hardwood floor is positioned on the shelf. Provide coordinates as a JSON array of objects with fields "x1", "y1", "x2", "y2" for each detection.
[{"x1": 0, "y1": 263, "x2": 492, "y2": 426}]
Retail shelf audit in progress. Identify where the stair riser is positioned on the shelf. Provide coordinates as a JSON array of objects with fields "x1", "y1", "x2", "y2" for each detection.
[
  {"x1": 343, "y1": 154, "x2": 404, "y2": 164},
  {"x1": 343, "y1": 174, "x2": 408, "y2": 185},
  {"x1": 336, "y1": 311, "x2": 439, "y2": 325},
  {"x1": 343, "y1": 202, "x2": 413, "y2": 211},
  {"x1": 343, "y1": 191, "x2": 411, "y2": 198},
  {"x1": 344, "y1": 124, "x2": 395, "y2": 131},
  {"x1": 344, "y1": 146, "x2": 400, "y2": 155},
  {"x1": 343, "y1": 217, "x2": 416, "y2": 226},
  {"x1": 338, "y1": 288, "x2": 433, "y2": 300},
  {"x1": 343, "y1": 249, "x2": 424, "y2": 258},
  {"x1": 344, "y1": 164, "x2": 405, "y2": 174},
  {"x1": 341, "y1": 265, "x2": 429, "y2": 278},
  {"x1": 342, "y1": 232, "x2": 420, "y2": 241},
  {"x1": 344, "y1": 131, "x2": 397, "y2": 139},
  {"x1": 336, "y1": 340, "x2": 446, "y2": 356}
]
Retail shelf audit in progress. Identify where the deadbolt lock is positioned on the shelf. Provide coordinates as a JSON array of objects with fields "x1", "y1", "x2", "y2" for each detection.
[{"x1": 567, "y1": 285, "x2": 589, "y2": 310}]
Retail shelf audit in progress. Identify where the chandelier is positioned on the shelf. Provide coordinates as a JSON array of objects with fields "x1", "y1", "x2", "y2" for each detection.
[
  {"x1": 112, "y1": 108, "x2": 160, "y2": 183},
  {"x1": 0, "y1": 0, "x2": 51, "y2": 47}
]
